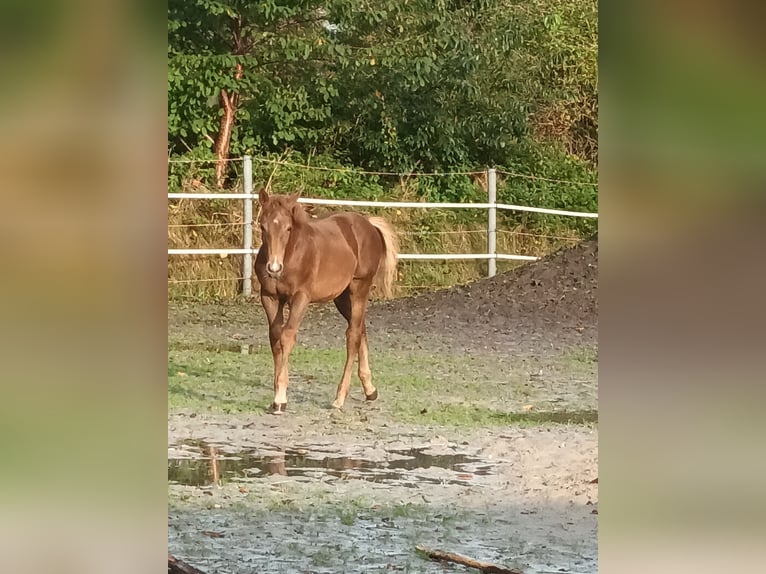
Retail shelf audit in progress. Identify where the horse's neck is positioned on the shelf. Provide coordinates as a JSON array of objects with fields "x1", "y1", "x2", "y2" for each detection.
[
  {"x1": 292, "y1": 205, "x2": 309, "y2": 225},
  {"x1": 291, "y1": 209, "x2": 312, "y2": 237},
  {"x1": 287, "y1": 220, "x2": 314, "y2": 257}
]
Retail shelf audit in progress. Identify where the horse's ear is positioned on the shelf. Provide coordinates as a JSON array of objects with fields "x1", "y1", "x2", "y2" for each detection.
[
  {"x1": 258, "y1": 187, "x2": 270, "y2": 204},
  {"x1": 288, "y1": 192, "x2": 301, "y2": 206}
]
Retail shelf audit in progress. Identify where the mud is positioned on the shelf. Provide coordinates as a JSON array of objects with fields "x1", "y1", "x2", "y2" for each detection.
[
  {"x1": 168, "y1": 238, "x2": 597, "y2": 357},
  {"x1": 371, "y1": 236, "x2": 598, "y2": 354},
  {"x1": 168, "y1": 238, "x2": 599, "y2": 573},
  {"x1": 168, "y1": 418, "x2": 598, "y2": 574}
]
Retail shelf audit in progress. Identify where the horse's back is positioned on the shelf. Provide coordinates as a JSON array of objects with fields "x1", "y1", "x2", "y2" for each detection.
[{"x1": 312, "y1": 212, "x2": 385, "y2": 279}]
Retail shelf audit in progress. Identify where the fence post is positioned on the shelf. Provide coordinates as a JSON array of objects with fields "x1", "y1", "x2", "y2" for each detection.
[
  {"x1": 487, "y1": 167, "x2": 497, "y2": 277},
  {"x1": 242, "y1": 155, "x2": 253, "y2": 297}
]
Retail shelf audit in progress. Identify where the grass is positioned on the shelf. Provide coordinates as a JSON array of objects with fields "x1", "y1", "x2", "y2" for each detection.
[
  {"x1": 384, "y1": 502, "x2": 425, "y2": 519},
  {"x1": 338, "y1": 508, "x2": 357, "y2": 526},
  {"x1": 396, "y1": 404, "x2": 598, "y2": 426},
  {"x1": 168, "y1": 341, "x2": 597, "y2": 426},
  {"x1": 562, "y1": 345, "x2": 598, "y2": 366},
  {"x1": 333, "y1": 500, "x2": 430, "y2": 527},
  {"x1": 169, "y1": 496, "x2": 476, "y2": 571},
  {"x1": 168, "y1": 491, "x2": 569, "y2": 573}
]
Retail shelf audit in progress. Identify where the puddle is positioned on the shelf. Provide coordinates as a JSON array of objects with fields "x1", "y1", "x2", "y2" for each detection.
[{"x1": 168, "y1": 441, "x2": 494, "y2": 487}]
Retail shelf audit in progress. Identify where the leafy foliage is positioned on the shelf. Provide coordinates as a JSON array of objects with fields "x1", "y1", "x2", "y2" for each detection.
[
  {"x1": 168, "y1": 0, "x2": 598, "y2": 180},
  {"x1": 168, "y1": 0, "x2": 340, "y2": 158}
]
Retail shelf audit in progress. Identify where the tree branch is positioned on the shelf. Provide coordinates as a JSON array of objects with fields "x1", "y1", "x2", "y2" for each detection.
[
  {"x1": 415, "y1": 546, "x2": 523, "y2": 574},
  {"x1": 168, "y1": 553, "x2": 207, "y2": 574}
]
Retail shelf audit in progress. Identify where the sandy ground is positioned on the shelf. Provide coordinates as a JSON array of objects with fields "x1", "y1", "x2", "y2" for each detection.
[{"x1": 169, "y1": 402, "x2": 597, "y2": 573}]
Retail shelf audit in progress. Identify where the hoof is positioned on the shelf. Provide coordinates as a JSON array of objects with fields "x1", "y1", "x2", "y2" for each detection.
[
  {"x1": 269, "y1": 402, "x2": 287, "y2": 415},
  {"x1": 331, "y1": 400, "x2": 344, "y2": 410},
  {"x1": 365, "y1": 389, "x2": 378, "y2": 402}
]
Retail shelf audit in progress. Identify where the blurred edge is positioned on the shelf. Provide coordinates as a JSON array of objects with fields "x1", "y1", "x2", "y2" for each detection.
[
  {"x1": 600, "y1": 2, "x2": 766, "y2": 573},
  {"x1": 1, "y1": 0, "x2": 766, "y2": 573},
  {"x1": 0, "y1": 1, "x2": 167, "y2": 572}
]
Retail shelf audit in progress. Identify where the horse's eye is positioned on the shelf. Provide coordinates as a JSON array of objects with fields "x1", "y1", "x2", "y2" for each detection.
[{"x1": 286, "y1": 226, "x2": 292, "y2": 232}]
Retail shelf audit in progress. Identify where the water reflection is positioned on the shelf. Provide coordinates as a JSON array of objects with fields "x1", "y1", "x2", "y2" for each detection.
[{"x1": 168, "y1": 441, "x2": 494, "y2": 487}]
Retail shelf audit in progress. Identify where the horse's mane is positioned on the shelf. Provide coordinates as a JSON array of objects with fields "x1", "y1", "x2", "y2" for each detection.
[
  {"x1": 268, "y1": 194, "x2": 308, "y2": 224},
  {"x1": 291, "y1": 199, "x2": 309, "y2": 224}
]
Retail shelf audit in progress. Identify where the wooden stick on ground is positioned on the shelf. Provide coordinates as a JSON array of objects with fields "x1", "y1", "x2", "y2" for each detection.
[
  {"x1": 168, "y1": 552, "x2": 208, "y2": 574},
  {"x1": 416, "y1": 545, "x2": 523, "y2": 574}
]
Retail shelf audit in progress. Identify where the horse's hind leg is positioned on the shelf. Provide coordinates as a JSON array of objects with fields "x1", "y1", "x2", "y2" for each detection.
[
  {"x1": 333, "y1": 288, "x2": 352, "y2": 321},
  {"x1": 334, "y1": 290, "x2": 377, "y2": 402},
  {"x1": 357, "y1": 328, "x2": 377, "y2": 401},
  {"x1": 332, "y1": 284, "x2": 374, "y2": 409}
]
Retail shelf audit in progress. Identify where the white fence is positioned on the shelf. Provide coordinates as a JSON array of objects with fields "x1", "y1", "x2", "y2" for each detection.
[{"x1": 168, "y1": 156, "x2": 598, "y2": 296}]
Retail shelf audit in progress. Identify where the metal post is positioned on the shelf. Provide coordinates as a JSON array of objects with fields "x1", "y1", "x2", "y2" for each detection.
[
  {"x1": 487, "y1": 167, "x2": 497, "y2": 277},
  {"x1": 242, "y1": 155, "x2": 253, "y2": 297}
]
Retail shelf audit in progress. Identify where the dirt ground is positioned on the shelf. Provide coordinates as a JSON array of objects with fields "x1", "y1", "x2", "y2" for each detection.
[
  {"x1": 168, "y1": 238, "x2": 598, "y2": 573},
  {"x1": 371, "y1": 236, "x2": 597, "y2": 353}
]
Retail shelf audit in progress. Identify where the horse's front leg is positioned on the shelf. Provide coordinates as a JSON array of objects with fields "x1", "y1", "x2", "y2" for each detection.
[
  {"x1": 271, "y1": 291, "x2": 310, "y2": 412},
  {"x1": 261, "y1": 293, "x2": 285, "y2": 411}
]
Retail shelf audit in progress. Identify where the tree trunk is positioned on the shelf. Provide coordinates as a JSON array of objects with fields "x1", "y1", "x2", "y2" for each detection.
[{"x1": 213, "y1": 63, "x2": 243, "y2": 189}]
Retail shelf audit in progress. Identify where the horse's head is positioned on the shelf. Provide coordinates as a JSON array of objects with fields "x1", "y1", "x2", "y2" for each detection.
[{"x1": 258, "y1": 188, "x2": 301, "y2": 278}]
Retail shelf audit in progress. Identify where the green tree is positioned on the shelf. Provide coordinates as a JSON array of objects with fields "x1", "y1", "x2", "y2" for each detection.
[
  {"x1": 502, "y1": 0, "x2": 598, "y2": 163},
  {"x1": 169, "y1": 0, "x2": 344, "y2": 187},
  {"x1": 168, "y1": 0, "x2": 598, "y2": 185},
  {"x1": 323, "y1": 0, "x2": 528, "y2": 173}
]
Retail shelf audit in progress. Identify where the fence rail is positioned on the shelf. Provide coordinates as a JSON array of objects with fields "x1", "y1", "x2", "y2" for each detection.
[
  {"x1": 167, "y1": 193, "x2": 598, "y2": 218},
  {"x1": 168, "y1": 156, "x2": 598, "y2": 295},
  {"x1": 167, "y1": 248, "x2": 540, "y2": 262}
]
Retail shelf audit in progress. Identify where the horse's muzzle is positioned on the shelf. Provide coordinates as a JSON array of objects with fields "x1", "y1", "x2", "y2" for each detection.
[{"x1": 266, "y1": 261, "x2": 284, "y2": 278}]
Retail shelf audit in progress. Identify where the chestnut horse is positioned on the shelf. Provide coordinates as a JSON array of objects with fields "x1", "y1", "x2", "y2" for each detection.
[{"x1": 255, "y1": 189, "x2": 399, "y2": 413}]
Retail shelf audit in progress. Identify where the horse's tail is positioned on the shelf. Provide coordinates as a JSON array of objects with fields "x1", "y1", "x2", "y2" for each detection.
[{"x1": 368, "y1": 216, "x2": 399, "y2": 299}]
